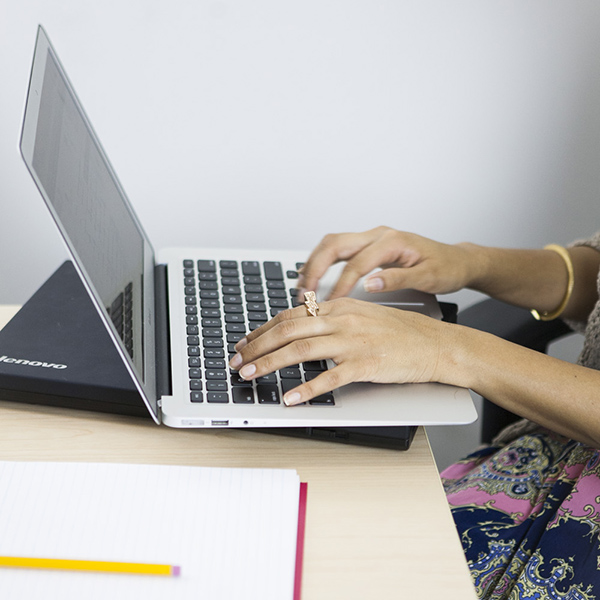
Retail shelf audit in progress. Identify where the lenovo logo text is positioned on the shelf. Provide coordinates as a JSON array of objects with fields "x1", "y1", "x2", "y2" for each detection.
[{"x1": 0, "y1": 355, "x2": 68, "y2": 370}]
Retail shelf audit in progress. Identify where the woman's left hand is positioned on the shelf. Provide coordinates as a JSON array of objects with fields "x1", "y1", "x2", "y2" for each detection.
[{"x1": 228, "y1": 298, "x2": 451, "y2": 406}]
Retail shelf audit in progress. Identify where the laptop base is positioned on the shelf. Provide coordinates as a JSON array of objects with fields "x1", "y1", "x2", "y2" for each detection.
[{"x1": 0, "y1": 262, "x2": 417, "y2": 450}]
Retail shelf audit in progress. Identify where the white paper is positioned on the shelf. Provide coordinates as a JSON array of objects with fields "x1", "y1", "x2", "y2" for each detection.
[{"x1": 0, "y1": 461, "x2": 301, "y2": 599}]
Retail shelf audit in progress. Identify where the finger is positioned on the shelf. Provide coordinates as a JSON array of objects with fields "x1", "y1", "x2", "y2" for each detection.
[
  {"x1": 234, "y1": 298, "x2": 334, "y2": 354},
  {"x1": 283, "y1": 365, "x2": 352, "y2": 406},
  {"x1": 235, "y1": 306, "x2": 306, "y2": 351},
  {"x1": 364, "y1": 263, "x2": 444, "y2": 295},
  {"x1": 299, "y1": 231, "x2": 380, "y2": 294},
  {"x1": 328, "y1": 235, "x2": 410, "y2": 298},
  {"x1": 235, "y1": 333, "x2": 341, "y2": 383},
  {"x1": 229, "y1": 308, "x2": 334, "y2": 373}
]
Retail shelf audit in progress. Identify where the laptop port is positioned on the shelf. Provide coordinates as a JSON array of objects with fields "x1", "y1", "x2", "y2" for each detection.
[{"x1": 211, "y1": 420, "x2": 229, "y2": 427}]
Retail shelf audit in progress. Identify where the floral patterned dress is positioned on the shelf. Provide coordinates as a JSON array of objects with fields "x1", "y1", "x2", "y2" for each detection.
[{"x1": 441, "y1": 232, "x2": 600, "y2": 599}]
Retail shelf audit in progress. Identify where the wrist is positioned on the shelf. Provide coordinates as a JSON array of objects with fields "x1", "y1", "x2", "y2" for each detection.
[
  {"x1": 454, "y1": 242, "x2": 492, "y2": 292},
  {"x1": 434, "y1": 322, "x2": 484, "y2": 390}
]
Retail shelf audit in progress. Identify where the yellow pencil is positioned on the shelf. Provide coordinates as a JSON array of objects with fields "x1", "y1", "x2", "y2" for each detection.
[{"x1": 0, "y1": 556, "x2": 181, "y2": 577}]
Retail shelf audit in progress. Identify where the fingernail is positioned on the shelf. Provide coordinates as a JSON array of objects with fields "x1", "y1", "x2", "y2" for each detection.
[
  {"x1": 235, "y1": 337, "x2": 247, "y2": 351},
  {"x1": 229, "y1": 353, "x2": 242, "y2": 369},
  {"x1": 364, "y1": 277, "x2": 384, "y2": 292},
  {"x1": 283, "y1": 392, "x2": 302, "y2": 406},
  {"x1": 239, "y1": 363, "x2": 256, "y2": 380}
]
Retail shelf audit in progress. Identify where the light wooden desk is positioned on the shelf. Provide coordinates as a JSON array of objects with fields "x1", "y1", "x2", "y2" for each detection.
[{"x1": 0, "y1": 305, "x2": 476, "y2": 599}]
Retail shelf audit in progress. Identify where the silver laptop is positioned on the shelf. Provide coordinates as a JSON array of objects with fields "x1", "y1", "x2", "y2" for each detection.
[{"x1": 19, "y1": 26, "x2": 476, "y2": 429}]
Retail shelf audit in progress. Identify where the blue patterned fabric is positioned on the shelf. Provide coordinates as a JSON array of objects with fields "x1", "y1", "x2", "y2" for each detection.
[{"x1": 441, "y1": 432, "x2": 600, "y2": 599}]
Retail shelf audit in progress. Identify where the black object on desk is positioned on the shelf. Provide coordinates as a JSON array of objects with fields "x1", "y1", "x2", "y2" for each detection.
[{"x1": 0, "y1": 261, "x2": 435, "y2": 450}]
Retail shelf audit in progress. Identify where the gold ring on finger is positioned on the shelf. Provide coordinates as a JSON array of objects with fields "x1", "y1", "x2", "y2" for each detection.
[{"x1": 304, "y1": 291, "x2": 319, "y2": 317}]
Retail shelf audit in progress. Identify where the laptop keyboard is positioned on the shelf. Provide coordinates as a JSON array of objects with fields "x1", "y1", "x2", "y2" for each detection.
[{"x1": 182, "y1": 259, "x2": 335, "y2": 407}]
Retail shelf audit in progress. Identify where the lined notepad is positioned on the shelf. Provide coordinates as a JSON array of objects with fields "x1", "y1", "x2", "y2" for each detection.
[{"x1": 0, "y1": 461, "x2": 303, "y2": 599}]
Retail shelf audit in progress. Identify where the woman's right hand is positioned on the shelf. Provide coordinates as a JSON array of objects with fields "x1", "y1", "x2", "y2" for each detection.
[{"x1": 298, "y1": 226, "x2": 482, "y2": 300}]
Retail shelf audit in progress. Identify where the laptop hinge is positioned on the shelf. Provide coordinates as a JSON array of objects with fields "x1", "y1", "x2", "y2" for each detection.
[{"x1": 154, "y1": 264, "x2": 172, "y2": 398}]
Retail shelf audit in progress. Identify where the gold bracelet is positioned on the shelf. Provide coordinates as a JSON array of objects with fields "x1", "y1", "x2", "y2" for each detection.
[{"x1": 531, "y1": 244, "x2": 574, "y2": 321}]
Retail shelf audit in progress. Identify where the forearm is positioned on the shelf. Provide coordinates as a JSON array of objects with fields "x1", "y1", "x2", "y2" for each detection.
[
  {"x1": 459, "y1": 243, "x2": 600, "y2": 322},
  {"x1": 441, "y1": 324, "x2": 600, "y2": 447}
]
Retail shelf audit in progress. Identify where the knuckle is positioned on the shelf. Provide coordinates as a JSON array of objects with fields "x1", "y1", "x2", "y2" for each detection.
[
  {"x1": 323, "y1": 368, "x2": 343, "y2": 389},
  {"x1": 291, "y1": 338, "x2": 313, "y2": 360},
  {"x1": 276, "y1": 318, "x2": 298, "y2": 340},
  {"x1": 320, "y1": 233, "x2": 338, "y2": 247}
]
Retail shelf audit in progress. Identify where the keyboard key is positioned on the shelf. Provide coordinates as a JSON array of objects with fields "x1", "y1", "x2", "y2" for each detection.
[
  {"x1": 207, "y1": 381, "x2": 228, "y2": 392},
  {"x1": 202, "y1": 328, "x2": 223, "y2": 338},
  {"x1": 267, "y1": 289, "x2": 287, "y2": 299},
  {"x1": 248, "y1": 312, "x2": 267, "y2": 322},
  {"x1": 226, "y1": 323, "x2": 246, "y2": 333},
  {"x1": 303, "y1": 360, "x2": 328, "y2": 371},
  {"x1": 220, "y1": 268, "x2": 239, "y2": 278},
  {"x1": 198, "y1": 272, "x2": 217, "y2": 281},
  {"x1": 246, "y1": 302, "x2": 266, "y2": 312},
  {"x1": 225, "y1": 314, "x2": 245, "y2": 323},
  {"x1": 245, "y1": 293, "x2": 265, "y2": 302},
  {"x1": 183, "y1": 259, "x2": 194, "y2": 268},
  {"x1": 186, "y1": 325, "x2": 199, "y2": 335},
  {"x1": 190, "y1": 392, "x2": 204, "y2": 403},
  {"x1": 309, "y1": 393, "x2": 335, "y2": 406},
  {"x1": 222, "y1": 286, "x2": 242, "y2": 295},
  {"x1": 232, "y1": 387, "x2": 255, "y2": 403},
  {"x1": 219, "y1": 260, "x2": 238, "y2": 269},
  {"x1": 231, "y1": 373, "x2": 252, "y2": 387},
  {"x1": 280, "y1": 367, "x2": 301, "y2": 379},
  {"x1": 189, "y1": 368, "x2": 202, "y2": 379},
  {"x1": 223, "y1": 295, "x2": 243, "y2": 304},
  {"x1": 221, "y1": 277, "x2": 240, "y2": 286},
  {"x1": 281, "y1": 379, "x2": 302, "y2": 395},
  {"x1": 244, "y1": 284, "x2": 263, "y2": 294},
  {"x1": 188, "y1": 357, "x2": 201, "y2": 367},
  {"x1": 244, "y1": 275, "x2": 263, "y2": 285},
  {"x1": 187, "y1": 346, "x2": 200, "y2": 356},
  {"x1": 304, "y1": 370, "x2": 322, "y2": 381},
  {"x1": 257, "y1": 373, "x2": 277, "y2": 384},
  {"x1": 200, "y1": 299, "x2": 220, "y2": 308},
  {"x1": 206, "y1": 369, "x2": 228, "y2": 380},
  {"x1": 266, "y1": 280, "x2": 285, "y2": 290},
  {"x1": 203, "y1": 338, "x2": 224, "y2": 348},
  {"x1": 269, "y1": 299, "x2": 289, "y2": 308},
  {"x1": 204, "y1": 348, "x2": 225, "y2": 359},
  {"x1": 190, "y1": 380, "x2": 203, "y2": 391},
  {"x1": 201, "y1": 309, "x2": 221, "y2": 318},
  {"x1": 197, "y1": 260, "x2": 216, "y2": 272},
  {"x1": 200, "y1": 290, "x2": 219, "y2": 299},
  {"x1": 199, "y1": 281, "x2": 218, "y2": 290},
  {"x1": 205, "y1": 359, "x2": 226, "y2": 369},
  {"x1": 264, "y1": 261, "x2": 283, "y2": 280},
  {"x1": 201, "y1": 318, "x2": 221, "y2": 328},
  {"x1": 286, "y1": 270, "x2": 299, "y2": 279},
  {"x1": 242, "y1": 261, "x2": 261, "y2": 275},
  {"x1": 207, "y1": 392, "x2": 229, "y2": 403},
  {"x1": 224, "y1": 305, "x2": 244, "y2": 314},
  {"x1": 257, "y1": 384, "x2": 280, "y2": 404}
]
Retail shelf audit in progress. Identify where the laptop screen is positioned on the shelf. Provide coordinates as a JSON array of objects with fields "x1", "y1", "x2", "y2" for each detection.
[{"x1": 20, "y1": 27, "x2": 159, "y2": 421}]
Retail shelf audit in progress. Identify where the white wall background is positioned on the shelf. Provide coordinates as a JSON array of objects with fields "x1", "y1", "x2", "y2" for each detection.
[{"x1": 1, "y1": 1, "x2": 599, "y2": 465}]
